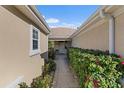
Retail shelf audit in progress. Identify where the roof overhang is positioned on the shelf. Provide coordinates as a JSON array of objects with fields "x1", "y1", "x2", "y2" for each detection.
[
  {"x1": 49, "y1": 38, "x2": 71, "y2": 41},
  {"x1": 14, "y1": 5, "x2": 50, "y2": 35},
  {"x1": 70, "y1": 5, "x2": 122, "y2": 38}
]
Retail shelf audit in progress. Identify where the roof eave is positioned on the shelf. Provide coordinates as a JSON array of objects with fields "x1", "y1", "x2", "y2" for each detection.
[
  {"x1": 28, "y1": 5, "x2": 50, "y2": 34},
  {"x1": 14, "y1": 5, "x2": 50, "y2": 35},
  {"x1": 70, "y1": 5, "x2": 113, "y2": 38}
]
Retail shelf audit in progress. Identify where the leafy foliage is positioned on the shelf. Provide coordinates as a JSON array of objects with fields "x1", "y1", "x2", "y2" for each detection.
[
  {"x1": 48, "y1": 41, "x2": 54, "y2": 48},
  {"x1": 43, "y1": 59, "x2": 56, "y2": 76},
  {"x1": 31, "y1": 75, "x2": 52, "y2": 88},
  {"x1": 48, "y1": 48, "x2": 55, "y2": 60},
  {"x1": 68, "y1": 47, "x2": 123, "y2": 88},
  {"x1": 18, "y1": 82, "x2": 29, "y2": 88},
  {"x1": 48, "y1": 41, "x2": 55, "y2": 60}
]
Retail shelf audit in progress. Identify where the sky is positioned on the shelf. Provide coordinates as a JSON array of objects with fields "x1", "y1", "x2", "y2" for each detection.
[{"x1": 36, "y1": 5, "x2": 100, "y2": 29}]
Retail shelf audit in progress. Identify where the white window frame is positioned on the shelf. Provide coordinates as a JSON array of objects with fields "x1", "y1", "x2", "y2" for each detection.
[{"x1": 29, "y1": 25, "x2": 41, "y2": 56}]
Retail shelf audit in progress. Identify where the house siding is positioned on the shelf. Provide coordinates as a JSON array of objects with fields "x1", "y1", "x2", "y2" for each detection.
[
  {"x1": 0, "y1": 6, "x2": 46, "y2": 87},
  {"x1": 72, "y1": 6, "x2": 124, "y2": 57},
  {"x1": 72, "y1": 21, "x2": 109, "y2": 51},
  {"x1": 115, "y1": 12, "x2": 124, "y2": 56}
]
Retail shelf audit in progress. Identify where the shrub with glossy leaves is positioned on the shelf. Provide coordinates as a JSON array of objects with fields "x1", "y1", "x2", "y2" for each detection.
[
  {"x1": 31, "y1": 75, "x2": 52, "y2": 88},
  {"x1": 43, "y1": 59, "x2": 56, "y2": 75},
  {"x1": 68, "y1": 47, "x2": 123, "y2": 88}
]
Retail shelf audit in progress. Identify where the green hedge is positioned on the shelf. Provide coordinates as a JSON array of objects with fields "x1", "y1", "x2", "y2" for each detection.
[
  {"x1": 43, "y1": 59, "x2": 56, "y2": 76},
  {"x1": 30, "y1": 75, "x2": 52, "y2": 88},
  {"x1": 48, "y1": 48, "x2": 55, "y2": 60},
  {"x1": 68, "y1": 47, "x2": 124, "y2": 88}
]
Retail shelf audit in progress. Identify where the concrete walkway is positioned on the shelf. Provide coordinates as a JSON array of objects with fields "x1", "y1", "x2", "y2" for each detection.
[{"x1": 52, "y1": 54, "x2": 79, "y2": 88}]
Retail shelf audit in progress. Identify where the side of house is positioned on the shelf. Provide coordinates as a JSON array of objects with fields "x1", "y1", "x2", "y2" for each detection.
[
  {"x1": 0, "y1": 5, "x2": 50, "y2": 87},
  {"x1": 49, "y1": 27, "x2": 75, "y2": 54},
  {"x1": 71, "y1": 5, "x2": 124, "y2": 56}
]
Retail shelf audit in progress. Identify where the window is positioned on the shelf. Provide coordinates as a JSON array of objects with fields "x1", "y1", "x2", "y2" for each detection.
[
  {"x1": 33, "y1": 29, "x2": 38, "y2": 50},
  {"x1": 29, "y1": 25, "x2": 41, "y2": 56}
]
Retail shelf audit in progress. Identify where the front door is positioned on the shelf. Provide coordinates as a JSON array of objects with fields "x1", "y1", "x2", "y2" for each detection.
[{"x1": 58, "y1": 41, "x2": 67, "y2": 54}]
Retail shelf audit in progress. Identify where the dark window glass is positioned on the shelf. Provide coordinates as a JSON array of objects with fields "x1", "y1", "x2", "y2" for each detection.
[{"x1": 33, "y1": 40, "x2": 38, "y2": 50}]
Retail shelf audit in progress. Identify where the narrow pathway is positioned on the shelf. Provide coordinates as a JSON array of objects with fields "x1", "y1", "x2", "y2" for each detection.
[{"x1": 53, "y1": 54, "x2": 79, "y2": 88}]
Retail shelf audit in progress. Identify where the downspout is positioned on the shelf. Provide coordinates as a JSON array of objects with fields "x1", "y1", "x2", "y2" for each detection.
[{"x1": 99, "y1": 10, "x2": 115, "y2": 54}]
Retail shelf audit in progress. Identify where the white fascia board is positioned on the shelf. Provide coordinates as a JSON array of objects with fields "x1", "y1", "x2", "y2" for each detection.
[
  {"x1": 15, "y1": 5, "x2": 50, "y2": 35},
  {"x1": 29, "y1": 5, "x2": 50, "y2": 33},
  {"x1": 26, "y1": 6, "x2": 50, "y2": 34}
]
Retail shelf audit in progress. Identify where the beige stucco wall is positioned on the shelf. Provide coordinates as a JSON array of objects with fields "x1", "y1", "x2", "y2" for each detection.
[
  {"x1": 72, "y1": 21, "x2": 109, "y2": 51},
  {"x1": 72, "y1": 9, "x2": 124, "y2": 57},
  {"x1": 40, "y1": 32, "x2": 48, "y2": 54},
  {"x1": 115, "y1": 12, "x2": 124, "y2": 56},
  {"x1": 0, "y1": 6, "x2": 47, "y2": 87}
]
